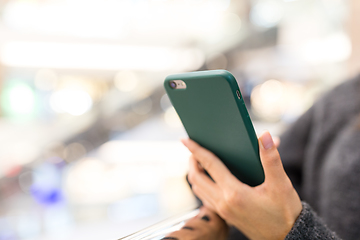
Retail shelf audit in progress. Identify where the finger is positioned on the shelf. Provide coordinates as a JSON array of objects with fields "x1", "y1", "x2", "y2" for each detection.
[
  {"x1": 163, "y1": 232, "x2": 183, "y2": 240},
  {"x1": 184, "y1": 207, "x2": 228, "y2": 233},
  {"x1": 188, "y1": 155, "x2": 220, "y2": 198},
  {"x1": 167, "y1": 222, "x2": 203, "y2": 240},
  {"x1": 198, "y1": 207, "x2": 226, "y2": 226},
  {"x1": 273, "y1": 136, "x2": 281, "y2": 148},
  {"x1": 191, "y1": 182, "x2": 217, "y2": 211},
  {"x1": 258, "y1": 131, "x2": 288, "y2": 185},
  {"x1": 188, "y1": 156, "x2": 223, "y2": 210},
  {"x1": 258, "y1": 133, "x2": 280, "y2": 148},
  {"x1": 189, "y1": 155, "x2": 205, "y2": 174},
  {"x1": 181, "y1": 138, "x2": 238, "y2": 188},
  {"x1": 182, "y1": 217, "x2": 211, "y2": 232},
  {"x1": 199, "y1": 206, "x2": 216, "y2": 217}
]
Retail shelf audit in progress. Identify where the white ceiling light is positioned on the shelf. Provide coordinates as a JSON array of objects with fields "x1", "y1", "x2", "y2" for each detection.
[{"x1": 1, "y1": 42, "x2": 204, "y2": 71}]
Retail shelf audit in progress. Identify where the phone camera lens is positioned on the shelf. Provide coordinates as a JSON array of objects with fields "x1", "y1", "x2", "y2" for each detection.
[{"x1": 169, "y1": 81, "x2": 177, "y2": 89}]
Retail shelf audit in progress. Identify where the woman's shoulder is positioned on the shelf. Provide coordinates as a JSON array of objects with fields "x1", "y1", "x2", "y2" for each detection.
[
  {"x1": 314, "y1": 74, "x2": 360, "y2": 114},
  {"x1": 322, "y1": 74, "x2": 360, "y2": 101}
]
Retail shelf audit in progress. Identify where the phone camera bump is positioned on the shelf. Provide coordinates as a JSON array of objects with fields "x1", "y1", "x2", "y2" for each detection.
[
  {"x1": 169, "y1": 80, "x2": 186, "y2": 89},
  {"x1": 169, "y1": 81, "x2": 177, "y2": 89}
]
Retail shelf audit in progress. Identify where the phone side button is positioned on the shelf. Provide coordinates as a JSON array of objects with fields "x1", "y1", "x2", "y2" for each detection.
[{"x1": 236, "y1": 90, "x2": 242, "y2": 99}]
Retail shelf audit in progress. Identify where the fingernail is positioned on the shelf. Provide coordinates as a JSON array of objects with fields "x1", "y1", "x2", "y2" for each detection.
[{"x1": 260, "y1": 132, "x2": 274, "y2": 150}]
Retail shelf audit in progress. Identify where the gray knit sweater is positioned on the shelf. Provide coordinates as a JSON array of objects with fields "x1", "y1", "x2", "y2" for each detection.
[{"x1": 229, "y1": 75, "x2": 360, "y2": 239}]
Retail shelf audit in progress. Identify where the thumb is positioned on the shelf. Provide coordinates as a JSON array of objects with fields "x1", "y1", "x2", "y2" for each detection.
[{"x1": 259, "y1": 131, "x2": 287, "y2": 185}]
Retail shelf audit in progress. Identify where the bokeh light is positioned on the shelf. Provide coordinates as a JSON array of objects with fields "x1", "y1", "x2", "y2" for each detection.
[
  {"x1": 160, "y1": 94, "x2": 172, "y2": 112},
  {"x1": 164, "y1": 107, "x2": 183, "y2": 128},
  {"x1": 30, "y1": 163, "x2": 63, "y2": 205},
  {"x1": 63, "y1": 142, "x2": 86, "y2": 163},
  {"x1": 222, "y1": 13, "x2": 242, "y2": 36},
  {"x1": 18, "y1": 171, "x2": 33, "y2": 194},
  {"x1": 7, "y1": 141, "x2": 39, "y2": 166},
  {"x1": 64, "y1": 158, "x2": 131, "y2": 204},
  {"x1": 50, "y1": 89, "x2": 92, "y2": 116},
  {"x1": 114, "y1": 71, "x2": 139, "y2": 92},
  {"x1": 300, "y1": 32, "x2": 352, "y2": 64},
  {"x1": 1, "y1": 80, "x2": 36, "y2": 118},
  {"x1": 250, "y1": 0, "x2": 284, "y2": 28},
  {"x1": 34, "y1": 69, "x2": 58, "y2": 91},
  {"x1": 131, "y1": 98, "x2": 153, "y2": 115},
  {"x1": 16, "y1": 212, "x2": 42, "y2": 239},
  {"x1": 1, "y1": 42, "x2": 205, "y2": 72},
  {"x1": 251, "y1": 79, "x2": 311, "y2": 121},
  {"x1": 206, "y1": 52, "x2": 228, "y2": 70}
]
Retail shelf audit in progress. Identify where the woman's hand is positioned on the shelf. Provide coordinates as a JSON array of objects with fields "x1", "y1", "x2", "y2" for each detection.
[
  {"x1": 164, "y1": 207, "x2": 228, "y2": 240},
  {"x1": 183, "y1": 131, "x2": 302, "y2": 240}
]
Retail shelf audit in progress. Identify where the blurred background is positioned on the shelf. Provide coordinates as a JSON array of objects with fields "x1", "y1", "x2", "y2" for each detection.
[{"x1": 0, "y1": 0, "x2": 359, "y2": 239}]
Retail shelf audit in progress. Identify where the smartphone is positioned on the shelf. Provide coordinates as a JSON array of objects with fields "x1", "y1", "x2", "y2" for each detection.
[{"x1": 164, "y1": 70, "x2": 264, "y2": 186}]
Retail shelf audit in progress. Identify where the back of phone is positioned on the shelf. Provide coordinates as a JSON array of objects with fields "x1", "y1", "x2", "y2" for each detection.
[{"x1": 164, "y1": 70, "x2": 264, "y2": 186}]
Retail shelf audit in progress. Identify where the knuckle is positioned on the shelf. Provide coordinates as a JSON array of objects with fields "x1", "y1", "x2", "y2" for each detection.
[
  {"x1": 217, "y1": 199, "x2": 232, "y2": 219},
  {"x1": 188, "y1": 172, "x2": 195, "y2": 184},
  {"x1": 192, "y1": 185, "x2": 200, "y2": 195},
  {"x1": 202, "y1": 157, "x2": 214, "y2": 171},
  {"x1": 202, "y1": 201, "x2": 214, "y2": 211},
  {"x1": 265, "y1": 151, "x2": 281, "y2": 165},
  {"x1": 217, "y1": 191, "x2": 242, "y2": 219},
  {"x1": 224, "y1": 190, "x2": 241, "y2": 206},
  {"x1": 192, "y1": 146, "x2": 201, "y2": 156}
]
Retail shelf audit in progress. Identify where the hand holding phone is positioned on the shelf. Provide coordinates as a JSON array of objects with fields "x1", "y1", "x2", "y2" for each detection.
[{"x1": 183, "y1": 132, "x2": 302, "y2": 240}]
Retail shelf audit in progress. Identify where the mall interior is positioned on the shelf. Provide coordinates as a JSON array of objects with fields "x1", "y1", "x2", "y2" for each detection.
[{"x1": 0, "y1": 0, "x2": 359, "y2": 239}]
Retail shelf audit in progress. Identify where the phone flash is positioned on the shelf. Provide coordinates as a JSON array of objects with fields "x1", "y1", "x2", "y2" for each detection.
[{"x1": 169, "y1": 80, "x2": 187, "y2": 89}]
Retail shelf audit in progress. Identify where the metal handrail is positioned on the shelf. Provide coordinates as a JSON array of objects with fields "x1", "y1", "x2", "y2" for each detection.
[{"x1": 119, "y1": 208, "x2": 200, "y2": 240}]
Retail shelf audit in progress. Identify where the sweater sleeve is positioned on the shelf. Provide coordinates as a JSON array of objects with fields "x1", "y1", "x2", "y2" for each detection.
[{"x1": 285, "y1": 202, "x2": 340, "y2": 240}]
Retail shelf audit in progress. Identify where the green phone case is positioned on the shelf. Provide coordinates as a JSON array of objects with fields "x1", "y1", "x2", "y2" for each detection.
[{"x1": 164, "y1": 70, "x2": 264, "y2": 186}]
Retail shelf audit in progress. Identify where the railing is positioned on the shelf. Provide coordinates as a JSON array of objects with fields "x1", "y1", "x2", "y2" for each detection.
[{"x1": 119, "y1": 209, "x2": 200, "y2": 240}]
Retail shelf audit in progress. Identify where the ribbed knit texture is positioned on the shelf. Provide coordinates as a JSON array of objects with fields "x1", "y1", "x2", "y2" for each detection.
[{"x1": 285, "y1": 202, "x2": 339, "y2": 240}]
